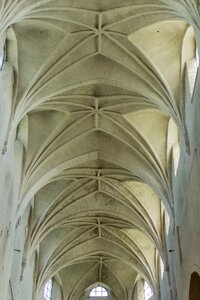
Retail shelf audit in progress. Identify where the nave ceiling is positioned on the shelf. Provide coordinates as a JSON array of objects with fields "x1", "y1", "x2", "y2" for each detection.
[{"x1": 0, "y1": 0, "x2": 199, "y2": 299}]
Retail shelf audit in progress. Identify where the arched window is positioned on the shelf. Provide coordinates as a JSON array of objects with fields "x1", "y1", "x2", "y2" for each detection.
[
  {"x1": 182, "y1": 26, "x2": 198, "y2": 98},
  {"x1": 89, "y1": 285, "x2": 108, "y2": 297},
  {"x1": 144, "y1": 282, "x2": 153, "y2": 300},
  {"x1": 196, "y1": 47, "x2": 199, "y2": 68},
  {"x1": 172, "y1": 142, "x2": 180, "y2": 176},
  {"x1": 44, "y1": 279, "x2": 53, "y2": 300},
  {"x1": 0, "y1": 48, "x2": 4, "y2": 71},
  {"x1": 167, "y1": 118, "x2": 180, "y2": 176}
]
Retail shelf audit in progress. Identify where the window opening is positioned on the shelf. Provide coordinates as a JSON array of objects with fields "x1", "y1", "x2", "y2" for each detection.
[
  {"x1": 0, "y1": 49, "x2": 4, "y2": 71},
  {"x1": 144, "y1": 282, "x2": 153, "y2": 300},
  {"x1": 196, "y1": 47, "x2": 199, "y2": 68},
  {"x1": 172, "y1": 142, "x2": 180, "y2": 176},
  {"x1": 44, "y1": 279, "x2": 53, "y2": 300},
  {"x1": 90, "y1": 285, "x2": 108, "y2": 297},
  {"x1": 189, "y1": 272, "x2": 200, "y2": 300},
  {"x1": 187, "y1": 58, "x2": 198, "y2": 96}
]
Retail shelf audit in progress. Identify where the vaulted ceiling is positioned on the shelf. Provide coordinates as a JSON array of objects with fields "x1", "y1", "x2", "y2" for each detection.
[{"x1": 0, "y1": 0, "x2": 198, "y2": 299}]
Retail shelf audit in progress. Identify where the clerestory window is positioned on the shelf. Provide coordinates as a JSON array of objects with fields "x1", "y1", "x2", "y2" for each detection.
[
  {"x1": 196, "y1": 47, "x2": 199, "y2": 68},
  {"x1": 144, "y1": 282, "x2": 153, "y2": 300},
  {"x1": 0, "y1": 49, "x2": 4, "y2": 71},
  {"x1": 44, "y1": 279, "x2": 53, "y2": 300},
  {"x1": 89, "y1": 285, "x2": 108, "y2": 297}
]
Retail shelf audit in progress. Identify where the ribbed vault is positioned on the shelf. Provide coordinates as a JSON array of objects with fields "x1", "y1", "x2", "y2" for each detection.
[{"x1": 0, "y1": 0, "x2": 198, "y2": 299}]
